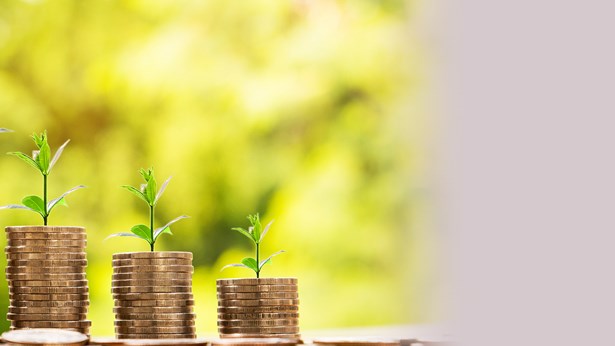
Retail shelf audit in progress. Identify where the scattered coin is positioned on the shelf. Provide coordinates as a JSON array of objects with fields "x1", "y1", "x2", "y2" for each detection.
[
  {"x1": 0, "y1": 328, "x2": 89, "y2": 345},
  {"x1": 113, "y1": 265, "x2": 194, "y2": 273},
  {"x1": 113, "y1": 252, "x2": 192, "y2": 260},
  {"x1": 217, "y1": 285, "x2": 298, "y2": 293}
]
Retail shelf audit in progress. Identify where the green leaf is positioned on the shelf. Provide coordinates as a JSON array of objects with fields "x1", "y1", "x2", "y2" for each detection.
[
  {"x1": 232, "y1": 227, "x2": 256, "y2": 244},
  {"x1": 154, "y1": 176, "x2": 171, "y2": 204},
  {"x1": 145, "y1": 173, "x2": 156, "y2": 205},
  {"x1": 22, "y1": 195, "x2": 46, "y2": 217},
  {"x1": 220, "y1": 263, "x2": 250, "y2": 272},
  {"x1": 31, "y1": 132, "x2": 50, "y2": 174},
  {"x1": 47, "y1": 185, "x2": 85, "y2": 213},
  {"x1": 122, "y1": 185, "x2": 149, "y2": 205},
  {"x1": 130, "y1": 224, "x2": 153, "y2": 244},
  {"x1": 48, "y1": 139, "x2": 70, "y2": 173},
  {"x1": 248, "y1": 214, "x2": 262, "y2": 243},
  {"x1": 7, "y1": 152, "x2": 41, "y2": 172},
  {"x1": 259, "y1": 220, "x2": 274, "y2": 243},
  {"x1": 153, "y1": 215, "x2": 188, "y2": 241},
  {"x1": 259, "y1": 250, "x2": 286, "y2": 269},
  {"x1": 241, "y1": 257, "x2": 259, "y2": 273}
]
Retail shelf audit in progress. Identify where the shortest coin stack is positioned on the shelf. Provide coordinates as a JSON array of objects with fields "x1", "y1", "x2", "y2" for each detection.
[
  {"x1": 5, "y1": 226, "x2": 91, "y2": 335},
  {"x1": 112, "y1": 252, "x2": 196, "y2": 339},
  {"x1": 217, "y1": 278, "x2": 300, "y2": 339}
]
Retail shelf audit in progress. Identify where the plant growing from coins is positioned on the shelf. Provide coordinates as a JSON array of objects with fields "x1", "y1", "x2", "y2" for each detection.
[
  {"x1": 0, "y1": 131, "x2": 85, "y2": 225},
  {"x1": 108, "y1": 167, "x2": 188, "y2": 251},
  {"x1": 222, "y1": 213, "x2": 285, "y2": 278}
]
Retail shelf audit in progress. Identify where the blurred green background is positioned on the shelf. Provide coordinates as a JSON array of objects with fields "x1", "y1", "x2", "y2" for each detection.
[{"x1": 0, "y1": 0, "x2": 435, "y2": 336}]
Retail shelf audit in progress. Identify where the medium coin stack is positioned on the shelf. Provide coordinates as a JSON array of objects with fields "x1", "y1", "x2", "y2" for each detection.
[
  {"x1": 5, "y1": 226, "x2": 91, "y2": 335},
  {"x1": 112, "y1": 252, "x2": 196, "y2": 339},
  {"x1": 217, "y1": 278, "x2": 300, "y2": 338}
]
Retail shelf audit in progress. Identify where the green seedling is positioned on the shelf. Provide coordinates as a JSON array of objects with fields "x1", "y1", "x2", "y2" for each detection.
[
  {"x1": 107, "y1": 167, "x2": 188, "y2": 251},
  {"x1": 0, "y1": 131, "x2": 85, "y2": 225},
  {"x1": 222, "y1": 213, "x2": 285, "y2": 278}
]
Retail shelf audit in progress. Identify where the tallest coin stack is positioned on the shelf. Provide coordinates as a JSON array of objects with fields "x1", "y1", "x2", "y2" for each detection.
[{"x1": 5, "y1": 226, "x2": 91, "y2": 334}]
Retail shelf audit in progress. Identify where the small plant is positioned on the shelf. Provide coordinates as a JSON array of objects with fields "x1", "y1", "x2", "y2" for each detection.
[
  {"x1": 222, "y1": 213, "x2": 285, "y2": 278},
  {"x1": 0, "y1": 131, "x2": 85, "y2": 225},
  {"x1": 108, "y1": 167, "x2": 188, "y2": 252}
]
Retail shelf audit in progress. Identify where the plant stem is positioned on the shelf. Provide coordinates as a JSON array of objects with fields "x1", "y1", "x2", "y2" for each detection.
[
  {"x1": 43, "y1": 174, "x2": 48, "y2": 226},
  {"x1": 256, "y1": 242, "x2": 260, "y2": 278},
  {"x1": 150, "y1": 204, "x2": 155, "y2": 252}
]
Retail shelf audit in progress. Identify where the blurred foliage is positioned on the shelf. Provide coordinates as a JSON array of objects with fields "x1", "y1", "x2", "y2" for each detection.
[{"x1": 0, "y1": 0, "x2": 434, "y2": 337}]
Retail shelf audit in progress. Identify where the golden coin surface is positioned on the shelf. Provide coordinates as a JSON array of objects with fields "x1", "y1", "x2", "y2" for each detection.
[
  {"x1": 9, "y1": 293, "x2": 89, "y2": 301},
  {"x1": 113, "y1": 265, "x2": 194, "y2": 273},
  {"x1": 218, "y1": 326, "x2": 300, "y2": 334},
  {"x1": 7, "y1": 272, "x2": 87, "y2": 281},
  {"x1": 111, "y1": 272, "x2": 193, "y2": 280},
  {"x1": 115, "y1": 326, "x2": 196, "y2": 334},
  {"x1": 218, "y1": 313, "x2": 299, "y2": 320},
  {"x1": 6, "y1": 226, "x2": 85, "y2": 233},
  {"x1": 111, "y1": 285, "x2": 192, "y2": 294},
  {"x1": 217, "y1": 278, "x2": 297, "y2": 286},
  {"x1": 112, "y1": 258, "x2": 193, "y2": 266},
  {"x1": 6, "y1": 246, "x2": 85, "y2": 253},
  {"x1": 10, "y1": 286, "x2": 89, "y2": 294},
  {"x1": 7, "y1": 239, "x2": 87, "y2": 247},
  {"x1": 312, "y1": 338, "x2": 401, "y2": 346},
  {"x1": 10, "y1": 279, "x2": 89, "y2": 287},
  {"x1": 6, "y1": 253, "x2": 87, "y2": 260},
  {"x1": 6, "y1": 265, "x2": 87, "y2": 274},
  {"x1": 218, "y1": 319, "x2": 299, "y2": 327},
  {"x1": 217, "y1": 306, "x2": 299, "y2": 313},
  {"x1": 7, "y1": 312, "x2": 88, "y2": 321},
  {"x1": 121, "y1": 338, "x2": 207, "y2": 345},
  {"x1": 113, "y1": 312, "x2": 196, "y2": 320},
  {"x1": 217, "y1": 299, "x2": 299, "y2": 307},
  {"x1": 10, "y1": 300, "x2": 90, "y2": 308},
  {"x1": 116, "y1": 333, "x2": 196, "y2": 339},
  {"x1": 8, "y1": 306, "x2": 88, "y2": 314},
  {"x1": 7, "y1": 259, "x2": 88, "y2": 267},
  {"x1": 219, "y1": 334, "x2": 301, "y2": 339},
  {"x1": 1, "y1": 327, "x2": 89, "y2": 345},
  {"x1": 7, "y1": 232, "x2": 87, "y2": 240},
  {"x1": 114, "y1": 319, "x2": 195, "y2": 327},
  {"x1": 218, "y1": 292, "x2": 298, "y2": 300},
  {"x1": 211, "y1": 338, "x2": 302, "y2": 346},
  {"x1": 10, "y1": 320, "x2": 92, "y2": 328},
  {"x1": 114, "y1": 306, "x2": 193, "y2": 314},
  {"x1": 113, "y1": 252, "x2": 192, "y2": 260},
  {"x1": 111, "y1": 292, "x2": 193, "y2": 301},
  {"x1": 217, "y1": 285, "x2": 298, "y2": 293},
  {"x1": 111, "y1": 279, "x2": 192, "y2": 287},
  {"x1": 114, "y1": 299, "x2": 194, "y2": 308}
]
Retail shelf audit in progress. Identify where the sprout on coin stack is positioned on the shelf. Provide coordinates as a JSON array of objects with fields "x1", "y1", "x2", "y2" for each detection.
[
  {"x1": 0, "y1": 131, "x2": 91, "y2": 334},
  {"x1": 107, "y1": 167, "x2": 195, "y2": 339},
  {"x1": 217, "y1": 213, "x2": 300, "y2": 339}
]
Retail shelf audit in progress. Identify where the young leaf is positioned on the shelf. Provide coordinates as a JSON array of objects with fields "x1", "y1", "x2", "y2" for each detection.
[
  {"x1": 144, "y1": 174, "x2": 156, "y2": 205},
  {"x1": 122, "y1": 185, "x2": 149, "y2": 205},
  {"x1": 0, "y1": 204, "x2": 33, "y2": 210},
  {"x1": 22, "y1": 195, "x2": 46, "y2": 217},
  {"x1": 32, "y1": 132, "x2": 50, "y2": 174},
  {"x1": 220, "y1": 263, "x2": 251, "y2": 272},
  {"x1": 130, "y1": 224, "x2": 153, "y2": 244},
  {"x1": 248, "y1": 214, "x2": 261, "y2": 242},
  {"x1": 241, "y1": 257, "x2": 259, "y2": 273},
  {"x1": 259, "y1": 220, "x2": 274, "y2": 243},
  {"x1": 154, "y1": 176, "x2": 171, "y2": 205},
  {"x1": 105, "y1": 232, "x2": 142, "y2": 240},
  {"x1": 48, "y1": 139, "x2": 70, "y2": 173},
  {"x1": 259, "y1": 250, "x2": 286, "y2": 269},
  {"x1": 7, "y1": 152, "x2": 41, "y2": 172},
  {"x1": 153, "y1": 215, "x2": 188, "y2": 241},
  {"x1": 47, "y1": 185, "x2": 86, "y2": 213},
  {"x1": 232, "y1": 227, "x2": 256, "y2": 244}
]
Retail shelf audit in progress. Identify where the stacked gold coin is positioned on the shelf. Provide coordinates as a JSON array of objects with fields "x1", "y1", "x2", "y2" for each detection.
[
  {"x1": 217, "y1": 278, "x2": 300, "y2": 338},
  {"x1": 5, "y1": 226, "x2": 91, "y2": 335},
  {"x1": 112, "y1": 252, "x2": 196, "y2": 339}
]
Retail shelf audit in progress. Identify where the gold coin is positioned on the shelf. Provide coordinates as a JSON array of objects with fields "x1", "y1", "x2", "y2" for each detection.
[
  {"x1": 10, "y1": 320, "x2": 92, "y2": 328},
  {"x1": 114, "y1": 306, "x2": 194, "y2": 314},
  {"x1": 6, "y1": 253, "x2": 87, "y2": 260},
  {"x1": 113, "y1": 292, "x2": 195, "y2": 300},
  {"x1": 112, "y1": 272, "x2": 193, "y2": 280},
  {"x1": 7, "y1": 312, "x2": 88, "y2": 321},
  {"x1": 6, "y1": 265, "x2": 87, "y2": 274},
  {"x1": 218, "y1": 319, "x2": 299, "y2": 327},
  {"x1": 115, "y1": 326, "x2": 196, "y2": 334},
  {"x1": 115, "y1": 319, "x2": 195, "y2": 327},
  {"x1": 111, "y1": 285, "x2": 192, "y2": 294},
  {"x1": 10, "y1": 300, "x2": 90, "y2": 308},
  {"x1": 312, "y1": 338, "x2": 401, "y2": 346},
  {"x1": 7, "y1": 259, "x2": 88, "y2": 267},
  {"x1": 219, "y1": 334, "x2": 301, "y2": 339},
  {"x1": 114, "y1": 299, "x2": 194, "y2": 308},
  {"x1": 116, "y1": 333, "x2": 196, "y2": 339},
  {"x1": 217, "y1": 306, "x2": 299, "y2": 313},
  {"x1": 113, "y1": 252, "x2": 193, "y2": 260},
  {"x1": 217, "y1": 278, "x2": 297, "y2": 286},
  {"x1": 113, "y1": 265, "x2": 194, "y2": 273},
  {"x1": 8, "y1": 306, "x2": 88, "y2": 314},
  {"x1": 217, "y1": 285, "x2": 298, "y2": 293},
  {"x1": 218, "y1": 292, "x2": 299, "y2": 300},
  {"x1": 10, "y1": 279, "x2": 89, "y2": 287},
  {"x1": 218, "y1": 312, "x2": 299, "y2": 320},
  {"x1": 6, "y1": 246, "x2": 85, "y2": 253},
  {"x1": 112, "y1": 312, "x2": 196, "y2": 320},
  {"x1": 212, "y1": 338, "x2": 302, "y2": 346},
  {"x1": 218, "y1": 326, "x2": 300, "y2": 334},
  {"x1": 111, "y1": 279, "x2": 191, "y2": 287},
  {"x1": 10, "y1": 286, "x2": 89, "y2": 295},
  {"x1": 217, "y1": 299, "x2": 299, "y2": 307},
  {"x1": 7, "y1": 272, "x2": 87, "y2": 281},
  {"x1": 7, "y1": 232, "x2": 87, "y2": 240},
  {"x1": 0, "y1": 328, "x2": 89, "y2": 345},
  {"x1": 9, "y1": 293, "x2": 89, "y2": 301},
  {"x1": 6, "y1": 226, "x2": 85, "y2": 233},
  {"x1": 122, "y1": 338, "x2": 207, "y2": 345},
  {"x1": 112, "y1": 258, "x2": 193, "y2": 266},
  {"x1": 8, "y1": 239, "x2": 87, "y2": 247}
]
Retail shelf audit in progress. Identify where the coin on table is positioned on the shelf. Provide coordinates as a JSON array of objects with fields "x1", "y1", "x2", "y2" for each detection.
[
  {"x1": 113, "y1": 252, "x2": 193, "y2": 260},
  {"x1": 218, "y1": 312, "x2": 299, "y2": 320},
  {"x1": 7, "y1": 312, "x2": 89, "y2": 321},
  {"x1": 113, "y1": 312, "x2": 196, "y2": 321},
  {"x1": 6, "y1": 252, "x2": 87, "y2": 260},
  {"x1": 10, "y1": 279, "x2": 89, "y2": 287},
  {"x1": 211, "y1": 338, "x2": 303, "y2": 346},
  {"x1": 217, "y1": 299, "x2": 299, "y2": 307},
  {"x1": 8, "y1": 306, "x2": 88, "y2": 314},
  {"x1": 112, "y1": 258, "x2": 193, "y2": 266},
  {"x1": 113, "y1": 265, "x2": 194, "y2": 273},
  {"x1": 10, "y1": 286, "x2": 89, "y2": 294},
  {"x1": 7, "y1": 272, "x2": 87, "y2": 281},
  {"x1": 113, "y1": 306, "x2": 194, "y2": 314},
  {"x1": 217, "y1": 278, "x2": 297, "y2": 286},
  {"x1": 112, "y1": 272, "x2": 193, "y2": 280},
  {"x1": 217, "y1": 292, "x2": 299, "y2": 300},
  {"x1": 312, "y1": 338, "x2": 401, "y2": 346},
  {"x1": 7, "y1": 239, "x2": 88, "y2": 247},
  {"x1": 111, "y1": 279, "x2": 191, "y2": 287},
  {"x1": 217, "y1": 319, "x2": 299, "y2": 327},
  {"x1": 114, "y1": 299, "x2": 194, "y2": 308},
  {"x1": 10, "y1": 320, "x2": 92, "y2": 328},
  {"x1": 116, "y1": 333, "x2": 196, "y2": 339},
  {"x1": 6, "y1": 265, "x2": 87, "y2": 274},
  {"x1": 115, "y1": 325, "x2": 196, "y2": 334},
  {"x1": 111, "y1": 285, "x2": 192, "y2": 294},
  {"x1": 1, "y1": 328, "x2": 89, "y2": 345},
  {"x1": 114, "y1": 319, "x2": 195, "y2": 327},
  {"x1": 218, "y1": 326, "x2": 300, "y2": 334},
  {"x1": 217, "y1": 285, "x2": 298, "y2": 293},
  {"x1": 219, "y1": 334, "x2": 301, "y2": 339},
  {"x1": 217, "y1": 305, "x2": 299, "y2": 313}
]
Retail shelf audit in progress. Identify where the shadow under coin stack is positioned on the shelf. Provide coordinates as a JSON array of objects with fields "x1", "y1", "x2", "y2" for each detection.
[
  {"x1": 217, "y1": 278, "x2": 300, "y2": 338},
  {"x1": 112, "y1": 252, "x2": 196, "y2": 339},
  {"x1": 5, "y1": 226, "x2": 91, "y2": 334}
]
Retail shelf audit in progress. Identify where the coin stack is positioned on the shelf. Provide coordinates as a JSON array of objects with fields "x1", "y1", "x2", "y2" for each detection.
[
  {"x1": 112, "y1": 252, "x2": 196, "y2": 339},
  {"x1": 217, "y1": 278, "x2": 300, "y2": 338},
  {"x1": 5, "y1": 226, "x2": 91, "y2": 334}
]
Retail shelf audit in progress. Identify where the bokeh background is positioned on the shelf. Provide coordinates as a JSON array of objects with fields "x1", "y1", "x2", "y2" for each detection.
[{"x1": 0, "y1": 0, "x2": 435, "y2": 336}]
